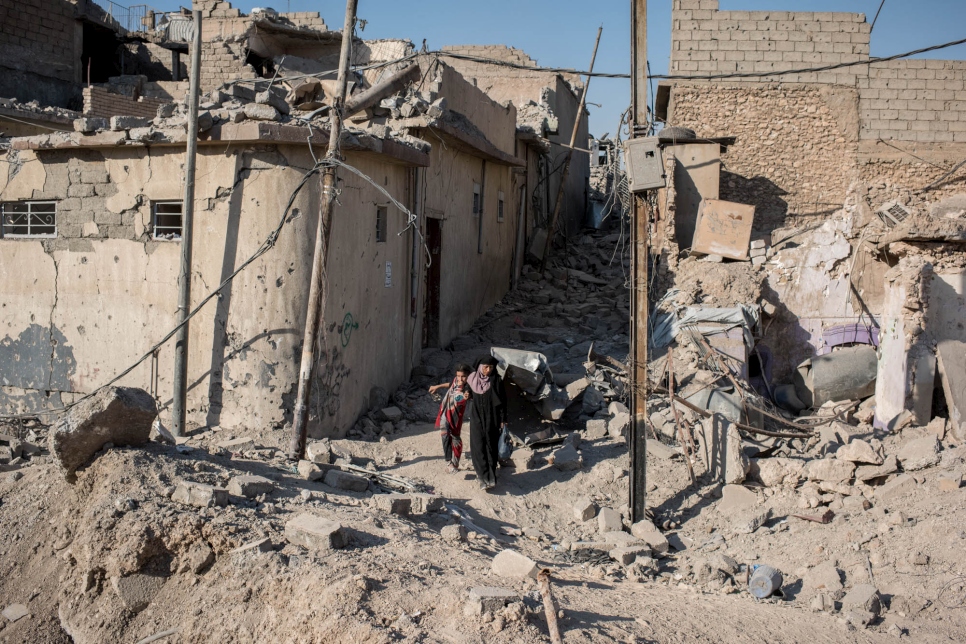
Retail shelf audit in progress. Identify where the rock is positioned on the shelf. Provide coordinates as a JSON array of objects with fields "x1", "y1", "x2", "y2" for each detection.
[
  {"x1": 938, "y1": 471, "x2": 962, "y2": 491},
  {"x1": 305, "y1": 439, "x2": 332, "y2": 464},
  {"x1": 378, "y1": 406, "x2": 404, "y2": 422},
  {"x1": 842, "y1": 584, "x2": 881, "y2": 617},
  {"x1": 574, "y1": 497, "x2": 597, "y2": 522},
  {"x1": 549, "y1": 444, "x2": 582, "y2": 471},
  {"x1": 646, "y1": 440, "x2": 680, "y2": 460},
  {"x1": 181, "y1": 541, "x2": 215, "y2": 574},
  {"x1": 409, "y1": 493, "x2": 445, "y2": 514},
  {"x1": 876, "y1": 473, "x2": 917, "y2": 502},
  {"x1": 255, "y1": 89, "x2": 290, "y2": 114},
  {"x1": 110, "y1": 115, "x2": 151, "y2": 130},
  {"x1": 601, "y1": 531, "x2": 641, "y2": 546},
  {"x1": 570, "y1": 540, "x2": 613, "y2": 551},
  {"x1": 227, "y1": 475, "x2": 274, "y2": 498},
  {"x1": 608, "y1": 412, "x2": 630, "y2": 438},
  {"x1": 369, "y1": 386, "x2": 390, "y2": 412},
  {"x1": 1, "y1": 604, "x2": 28, "y2": 622},
  {"x1": 48, "y1": 386, "x2": 157, "y2": 476},
  {"x1": 73, "y1": 116, "x2": 109, "y2": 133},
  {"x1": 897, "y1": 436, "x2": 941, "y2": 471},
  {"x1": 718, "y1": 484, "x2": 758, "y2": 513},
  {"x1": 230, "y1": 537, "x2": 273, "y2": 555},
  {"x1": 610, "y1": 545, "x2": 650, "y2": 565},
  {"x1": 585, "y1": 419, "x2": 608, "y2": 439},
  {"x1": 491, "y1": 550, "x2": 539, "y2": 579},
  {"x1": 112, "y1": 573, "x2": 165, "y2": 612},
  {"x1": 171, "y1": 481, "x2": 228, "y2": 508},
  {"x1": 836, "y1": 438, "x2": 884, "y2": 465},
  {"x1": 926, "y1": 416, "x2": 947, "y2": 440},
  {"x1": 844, "y1": 610, "x2": 875, "y2": 628},
  {"x1": 810, "y1": 593, "x2": 835, "y2": 612},
  {"x1": 243, "y1": 103, "x2": 279, "y2": 121},
  {"x1": 285, "y1": 513, "x2": 346, "y2": 550},
  {"x1": 597, "y1": 507, "x2": 623, "y2": 533},
  {"x1": 803, "y1": 457, "x2": 855, "y2": 483},
  {"x1": 732, "y1": 507, "x2": 772, "y2": 534},
  {"x1": 465, "y1": 587, "x2": 518, "y2": 616},
  {"x1": 297, "y1": 460, "x2": 324, "y2": 481},
  {"x1": 804, "y1": 562, "x2": 843, "y2": 592},
  {"x1": 441, "y1": 524, "x2": 467, "y2": 542},
  {"x1": 630, "y1": 520, "x2": 669, "y2": 553},
  {"x1": 324, "y1": 469, "x2": 370, "y2": 492},
  {"x1": 374, "y1": 493, "x2": 411, "y2": 515},
  {"x1": 709, "y1": 553, "x2": 738, "y2": 574},
  {"x1": 582, "y1": 386, "x2": 605, "y2": 414},
  {"x1": 509, "y1": 448, "x2": 536, "y2": 471},
  {"x1": 855, "y1": 454, "x2": 899, "y2": 482},
  {"x1": 150, "y1": 418, "x2": 175, "y2": 444},
  {"x1": 695, "y1": 416, "x2": 749, "y2": 484},
  {"x1": 564, "y1": 377, "x2": 589, "y2": 401}
]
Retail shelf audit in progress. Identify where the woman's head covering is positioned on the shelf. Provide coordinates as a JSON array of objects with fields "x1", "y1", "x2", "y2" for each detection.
[{"x1": 468, "y1": 356, "x2": 499, "y2": 394}]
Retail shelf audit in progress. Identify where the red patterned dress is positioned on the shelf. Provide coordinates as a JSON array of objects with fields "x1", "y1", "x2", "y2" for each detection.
[{"x1": 435, "y1": 379, "x2": 470, "y2": 468}]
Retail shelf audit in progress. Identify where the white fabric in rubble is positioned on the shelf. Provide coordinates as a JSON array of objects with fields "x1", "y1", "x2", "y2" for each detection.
[{"x1": 651, "y1": 304, "x2": 760, "y2": 350}]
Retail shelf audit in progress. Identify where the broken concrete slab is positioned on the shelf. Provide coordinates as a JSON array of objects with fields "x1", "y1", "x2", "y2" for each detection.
[
  {"x1": 297, "y1": 460, "x2": 325, "y2": 481},
  {"x1": 936, "y1": 340, "x2": 966, "y2": 441},
  {"x1": 441, "y1": 524, "x2": 468, "y2": 542},
  {"x1": 733, "y1": 507, "x2": 773, "y2": 535},
  {"x1": 549, "y1": 444, "x2": 582, "y2": 471},
  {"x1": 378, "y1": 406, "x2": 404, "y2": 422},
  {"x1": 374, "y1": 493, "x2": 411, "y2": 515},
  {"x1": 695, "y1": 414, "x2": 749, "y2": 485},
  {"x1": 180, "y1": 541, "x2": 215, "y2": 574},
  {"x1": 938, "y1": 471, "x2": 963, "y2": 491},
  {"x1": 112, "y1": 573, "x2": 165, "y2": 613},
  {"x1": 876, "y1": 473, "x2": 917, "y2": 502},
  {"x1": 323, "y1": 469, "x2": 370, "y2": 492},
  {"x1": 508, "y1": 448, "x2": 537, "y2": 471},
  {"x1": 630, "y1": 520, "x2": 669, "y2": 553},
  {"x1": 585, "y1": 419, "x2": 608, "y2": 439},
  {"x1": 804, "y1": 562, "x2": 844, "y2": 593},
  {"x1": 110, "y1": 115, "x2": 151, "y2": 130},
  {"x1": 836, "y1": 438, "x2": 884, "y2": 465},
  {"x1": 218, "y1": 436, "x2": 255, "y2": 452},
  {"x1": 227, "y1": 475, "x2": 274, "y2": 498},
  {"x1": 491, "y1": 549, "x2": 539, "y2": 579},
  {"x1": 465, "y1": 587, "x2": 518, "y2": 616},
  {"x1": 243, "y1": 103, "x2": 279, "y2": 121},
  {"x1": 608, "y1": 411, "x2": 630, "y2": 438},
  {"x1": 855, "y1": 454, "x2": 899, "y2": 482},
  {"x1": 647, "y1": 440, "x2": 681, "y2": 460},
  {"x1": 172, "y1": 481, "x2": 228, "y2": 508},
  {"x1": 574, "y1": 497, "x2": 598, "y2": 522},
  {"x1": 305, "y1": 439, "x2": 332, "y2": 464},
  {"x1": 755, "y1": 457, "x2": 805, "y2": 487},
  {"x1": 284, "y1": 513, "x2": 346, "y2": 551},
  {"x1": 804, "y1": 458, "x2": 856, "y2": 484},
  {"x1": 610, "y1": 545, "x2": 650, "y2": 566},
  {"x1": 897, "y1": 436, "x2": 941, "y2": 471},
  {"x1": 48, "y1": 386, "x2": 157, "y2": 476},
  {"x1": 2, "y1": 603, "x2": 28, "y2": 622},
  {"x1": 597, "y1": 507, "x2": 623, "y2": 533},
  {"x1": 842, "y1": 584, "x2": 882, "y2": 617},
  {"x1": 409, "y1": 493, "x2": 444, "y2": 514},
  {"x1": 719, "y1": 484, "x2": 758, "y2": 513}
]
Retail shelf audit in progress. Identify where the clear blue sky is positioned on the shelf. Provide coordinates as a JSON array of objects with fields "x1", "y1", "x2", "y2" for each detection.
[{"x1": 141, "y1": 0, "x2": 966, "y2": 138}]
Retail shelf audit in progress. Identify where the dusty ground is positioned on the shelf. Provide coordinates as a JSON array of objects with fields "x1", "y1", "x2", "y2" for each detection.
[{"x1": 2, "y1": 229, "x2": 966, "y2": 643}]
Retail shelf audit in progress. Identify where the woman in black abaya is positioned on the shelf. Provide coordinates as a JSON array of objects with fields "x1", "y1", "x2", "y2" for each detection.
[{"x1": 467, "y1": 355, "x2": 507, "y2": 490}]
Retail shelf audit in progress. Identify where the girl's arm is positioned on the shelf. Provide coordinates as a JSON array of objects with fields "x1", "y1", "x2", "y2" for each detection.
[{"x1": 428, "y1": 383, "x2": 450, "y2": 394}]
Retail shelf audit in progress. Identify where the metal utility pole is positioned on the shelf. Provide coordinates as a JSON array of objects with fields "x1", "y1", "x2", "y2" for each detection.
[
  {"x1": 629, "y1": 0, "x2": 648, "y2": 523},
  {"x1": 539, "y1": 26, "x2": 602, "y2": 272},
  {"x1": 172, "y1": 9, "x2": 202, "y2": 437},
  {"x1": 288, "y1": 0, "x2": 358, "y2": 460}
]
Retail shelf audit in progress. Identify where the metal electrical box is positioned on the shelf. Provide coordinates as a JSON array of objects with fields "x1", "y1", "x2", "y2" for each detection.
[{"x1": 624, "y1": 137, "x2": 665, "y2": 192}]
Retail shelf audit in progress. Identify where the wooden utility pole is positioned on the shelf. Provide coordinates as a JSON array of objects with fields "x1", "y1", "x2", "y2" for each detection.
[
  {"x1": 172, "y1": 9, "x2": 203, "y2": 437},
  {"x1": 539, "y1": 26, "x2": 602, "y2": 272},
  {"x1": 288, "y1": 0, "x2": 358, "y2": 460},
  {"x1": 629, "y1": 0, "x2": 649, "y2": 523}
]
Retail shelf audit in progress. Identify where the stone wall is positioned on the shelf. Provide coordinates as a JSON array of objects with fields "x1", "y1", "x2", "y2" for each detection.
[
  {"x1": 0, "y1": 0, "x2": 80, "y2": 106},
  {"x1": 82, "y1": 86, "x2": 168, "y2": 120}
]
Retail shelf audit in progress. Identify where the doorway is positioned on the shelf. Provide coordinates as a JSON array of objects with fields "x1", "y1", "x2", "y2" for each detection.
[{"x1": 423, "y1": 217, "x2": 442, "y2": 348}]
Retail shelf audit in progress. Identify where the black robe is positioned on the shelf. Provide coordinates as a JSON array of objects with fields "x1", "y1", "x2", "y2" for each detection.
[{"x1": 468, "y1": 376, "x2": 507, "y2": 486}]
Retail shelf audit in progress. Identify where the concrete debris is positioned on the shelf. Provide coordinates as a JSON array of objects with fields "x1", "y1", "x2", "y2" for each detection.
[
  {"x1": 803, "y1": 458, "x2": 856, "y2": 484},
  {"x1": 441, "y1": 524, "x2": 468, "y2": 542},
  {"x1": 596, "y1": 507, "x2": 623, "y2": 533},
  {"x1": 610, "y1": 545, "x2": 650, "y2": 566},
  {"x1": 409, "y1": 493, "x2": 445, "y2": 514},
  {"x1": 573, "y1": 497, "x2": 598, "y2": 522},
  {"x1": 227, "y1": 475, "x2": 274, "y2": 498},
  {"x1": 842, "y1": 584, "x2": 882, "y2": 617},
  {"x1": 491, "y1": 549, "x2": 539, "y2": 579},
  {"x1": 172, "y1": 481, "x2": 229, "y2": 508},
  {"x1": 876, "y1": 473, "x2": 918, "y2": 502},
  {"x1": 835, "y1": 438, "x2": 884, "y2": 465},
  {"x1": 324, "y1": 469, "x2": 370, "y2": 492},
  {"x1": 2, "y1": 604, "x2": 29, "y2": 622},
  {"x1": 374, "y1": 493, "x2": 411, "y2": 515},
  {"x1": 112, "y1": 574, "x2": 165, "y2": 613},
  {"x1": 48, "y1": 387, "x2": 157, "y2": 477},
  {"x1": 305, "y1": 439, "x2": 333, "y2": 464},
  {"x1": 549, "y1": 444, "x2": 582, "y2": 471},
  {"x1": 465, "y1": 587, "x2": 518, "y2": 616},
  {"x1": 629, "y1": 520, "x2": 669, "y2": 553},
  {"x1": 297, "y1": 460, "x2": 325, "y2": 481},
  {"x1": 285, "y1": 513, "x2": 346, "y2": 551},
  {"x1": 897, "y1": 436, "x2": 941, "y2": 471}
]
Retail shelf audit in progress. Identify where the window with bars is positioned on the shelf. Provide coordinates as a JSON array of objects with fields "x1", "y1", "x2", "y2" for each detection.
[
  {"x1": 498, "y1": 191, "x2": 505, "y2": 223},
  {"x1": 152, "y1": 201, "x2": 183, "y2": 240},
  {"x1": 472, "y1": 183, "x2": 481, "y2": 216},
  {"x1": 375, "y1": 205, "x2": 387, "y2": 242},
  {"x1": 1, "y1": 201, "x2": 56, "y2": 237}
]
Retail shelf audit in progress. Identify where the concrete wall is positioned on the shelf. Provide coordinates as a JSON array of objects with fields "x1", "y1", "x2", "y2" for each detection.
[
  {"x1": 666, "y1": 142, "x2": 720, "y2": 247},
  {"x1": 0, "y1": 0, "x2": 81, "y2": 107}
]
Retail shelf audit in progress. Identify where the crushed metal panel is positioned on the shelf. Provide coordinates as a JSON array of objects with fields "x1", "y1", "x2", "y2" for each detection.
[
  {"x1": 690, "y1": 199, "x2": 755, "y2": 260},
  {"x1": 490, "y1": 347, "x2": 553, "y2": 398},
  {"x1": 623, "y1": 137, "x2": 665, "y2": 192}
]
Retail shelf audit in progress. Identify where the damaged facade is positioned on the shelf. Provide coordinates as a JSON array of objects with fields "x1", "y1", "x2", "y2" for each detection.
[
  {"x1": 0, "y1": 0, "x2": 579, "y2": 439},
  {"x1": 646, "y1": 0, "x2": 966, "y2": 436}
]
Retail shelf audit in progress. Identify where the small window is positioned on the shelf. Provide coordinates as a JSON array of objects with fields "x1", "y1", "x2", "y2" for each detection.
[
  {"x1": 1, "y1": 201, "x2": 56, "y2": 238},
  {"x1": 472, "y1": 183, "x2": 481, "y2": 216},
  {"x1": 375, "y1": 205, "x2": 387, "y2": 242},
  {"x1": 498, "y1": 191, "x2": 505, "y2": 223},
  {"x1": 153, "y1": 201, "x2": 183, "y2": 240}
]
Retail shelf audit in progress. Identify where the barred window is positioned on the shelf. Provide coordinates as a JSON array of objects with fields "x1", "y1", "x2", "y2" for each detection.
[
  {"x1": 498, "y1": 191, "x2": 505, "y2": 222},
  {"x1": 153, "y1": 201, "x2": 183, "y2": 240},
  {"x1": 375, "y1": 205, "x2": 387, "y2": 243},
  {"x1": 1, "y1": 201, "x2": 56, "y2": 238},
  {"x1": 472, "y1": 183, "x2": 481, "y2": 216}
]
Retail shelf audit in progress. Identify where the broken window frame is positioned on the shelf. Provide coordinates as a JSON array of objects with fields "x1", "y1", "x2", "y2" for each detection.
[
  {"x1": 498, "y1": 191, "x2": 505, "y2": 223},
  {"x1": 152, "y1": 200, "x2": 184, "y2": 241},
  {"x1": 375, "y1": 205, "x2": 388, "y2": 243},
  {"x1": 0, "y1": 201, "x2": 57, "y2": 238}
]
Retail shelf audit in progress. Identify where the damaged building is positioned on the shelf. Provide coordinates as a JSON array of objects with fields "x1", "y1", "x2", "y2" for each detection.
[
  {"x1": 643, "y1": 1, "x2": 966, "y2": 451},
  {"x1": 0, "y1": 0, "x2": 588, "y2": 439}
]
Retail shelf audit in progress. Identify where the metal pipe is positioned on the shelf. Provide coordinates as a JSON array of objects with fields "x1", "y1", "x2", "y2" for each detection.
[
  {"x1": 540, "y1": 26, "x2": 602, "y2": 272},
  {"x1": 288, "y1": 0, "x2": 358, "y2": 460},
  {"x1": 172, "y1": 9, "x2": 202, "y2": 437}
]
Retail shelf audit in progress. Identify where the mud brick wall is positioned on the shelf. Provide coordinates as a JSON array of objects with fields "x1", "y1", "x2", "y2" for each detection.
[
  {"x1": 82, "y1": 86, "x2": 167, "y2": 120},
  {"x1": 0, "y1": 0, "x2": 79, "y2": 105},
  {"x1": 199, "y1": 40, "x2": 258, "y2": 94}
]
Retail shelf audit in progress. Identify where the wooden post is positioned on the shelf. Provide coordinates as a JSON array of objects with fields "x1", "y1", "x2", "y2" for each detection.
[
  {"x1": 287, "y1": 0, "x2": 358, "y2": 460},
  {"x1": 629, "y1": 0, "x2": 649, "y2": 523},
  {"x1": 171, "y1": 9, "x2": 202, "y2": 437},
  {"x1": 539, "y1": 26, "x2": 602, "y2": 272}
]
